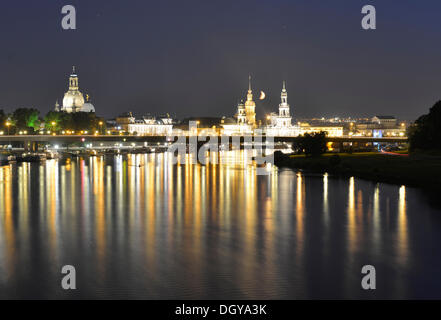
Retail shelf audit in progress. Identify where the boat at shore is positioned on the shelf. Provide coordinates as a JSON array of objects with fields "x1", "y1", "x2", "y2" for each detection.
[
  {"x1": 0, "y1": 154, "x2": 16, "y2": 165},
  {"x1": 16, "y1": 153, "x2": 47, "y2": 163}
]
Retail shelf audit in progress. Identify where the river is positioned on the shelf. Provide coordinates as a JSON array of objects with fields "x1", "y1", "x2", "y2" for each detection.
[{"x1": 0, "y1": 152, "x2": 440, "y2": 299}]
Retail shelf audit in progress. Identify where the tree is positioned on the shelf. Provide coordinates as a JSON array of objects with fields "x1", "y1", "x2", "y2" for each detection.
[
  {"x1": 44, "y1": 111, "x2": 63, "y2": 130},
  {"x1": 11, "y1": 108, "x2": 40, "y2": 132},
  {"x1": 44, "y1": 110, "x2": 105, "y2": 133},
  {"x1": 0, "y1": 110, "x2": 7, "y2": 130},
  {"x1": 408, "y1": 101, "x2": 441, "y2": 152},
  {"x1": 296, "y1": 132, "x2": 328, "y2": 157}
]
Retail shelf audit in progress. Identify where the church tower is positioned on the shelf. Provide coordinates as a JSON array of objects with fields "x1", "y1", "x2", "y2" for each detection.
[
  {"x1": 244, "y1": 75, "x2": 256, "y2": 126},
  {"x1": 236, "y1": 100, "x2": 246, "y2": 124},
  {"x1": 69, "y1": 66, "x2": 79, "y2": 90},
  {"x1": 276, "y1": 81, "x2": 292, "y2": 127}
]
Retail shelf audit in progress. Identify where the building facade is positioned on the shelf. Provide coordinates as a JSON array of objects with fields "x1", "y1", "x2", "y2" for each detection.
[
  {"x1": 298, "y1": 122, "x2": 344, "y2": 137},
  {"x1": 117, "y1": 113, "x2": 173, "y2": 136}
]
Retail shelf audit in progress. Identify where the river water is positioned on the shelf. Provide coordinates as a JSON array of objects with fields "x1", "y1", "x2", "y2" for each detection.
[{"x1": 0, "y1": 152, "x2": 440, "y2": 299}]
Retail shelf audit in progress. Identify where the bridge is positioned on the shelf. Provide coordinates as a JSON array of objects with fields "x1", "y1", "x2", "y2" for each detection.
[{"x1": 0, "y1": 135, "x2": 407, "y2": 152}]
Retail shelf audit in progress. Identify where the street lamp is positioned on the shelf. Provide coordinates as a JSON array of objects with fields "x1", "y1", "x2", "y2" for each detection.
[
  {"x1": 51, "y1": 121, "x2": 56, "y2": 134},
  {"x1": 99, "y1": 121, "x2": 103, "y2": 135},
  {"x1": 5, "y1": 121, "x2": 11, "y2": 149}
]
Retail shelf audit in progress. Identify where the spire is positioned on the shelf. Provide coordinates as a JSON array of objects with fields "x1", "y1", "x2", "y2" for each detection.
[
  {"x1": 280, "y1": 81, "x2": 289, "y2": 116},
  {"x1": 72, "y1": 66, "x2": 76, "y2": 74},
  {"x1": 246, "y1": 74, "x2": 253, "y2": 101}
]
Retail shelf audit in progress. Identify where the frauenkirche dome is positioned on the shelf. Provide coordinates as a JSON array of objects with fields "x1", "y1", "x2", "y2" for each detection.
[{"x1": 58, "y1": 66, "x2": 95, "y2": 113}]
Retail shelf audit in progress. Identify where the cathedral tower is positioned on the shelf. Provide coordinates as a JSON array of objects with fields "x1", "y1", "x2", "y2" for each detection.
[
  {"x1": 236, "y1": 100, "x2": 246, "y2": 124},
  {"x1": 244, "y1": 75, "x2": 256, "y2": 126},
  {"x1": 276, "y1": 81, "x2": 292, "y2": 127}
]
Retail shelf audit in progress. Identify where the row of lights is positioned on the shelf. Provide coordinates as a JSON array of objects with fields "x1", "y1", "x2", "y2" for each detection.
[{"x1": 3, "y1": 121, "x2": 105, "y2": 135}]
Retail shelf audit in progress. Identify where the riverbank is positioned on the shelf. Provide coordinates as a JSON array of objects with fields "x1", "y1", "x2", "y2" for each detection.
[{"x1": 274, "y1": 151, "x2": 441, "y2": 188}]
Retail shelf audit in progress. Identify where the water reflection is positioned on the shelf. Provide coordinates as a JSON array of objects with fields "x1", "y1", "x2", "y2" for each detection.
[
  {"x1": 347, "y1": 177, "x2": 357, "y2": 255},
  {"x1": 0, "y1": 166, "x2": 14, "y2": 284},
  {"x1": 0, "y1": 152, "x2": 439, "y2": 299},
  {"x1": 397, "y1": 186, "x2": 408, "y2": 265}
]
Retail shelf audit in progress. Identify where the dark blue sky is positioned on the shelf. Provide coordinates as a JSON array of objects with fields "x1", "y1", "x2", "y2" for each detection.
[{"x1": 1, "y1": 0, "x2": 441, "y2": 120}]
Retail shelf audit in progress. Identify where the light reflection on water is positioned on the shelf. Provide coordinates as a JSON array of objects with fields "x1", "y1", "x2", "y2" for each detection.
[{"x1": 0, "y1": 151, "x2": 440, "y2": 299}]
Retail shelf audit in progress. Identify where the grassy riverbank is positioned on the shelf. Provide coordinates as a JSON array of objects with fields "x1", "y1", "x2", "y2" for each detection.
[{"x1": 274, "y1": 151, "x2": 441, "y2": 188}]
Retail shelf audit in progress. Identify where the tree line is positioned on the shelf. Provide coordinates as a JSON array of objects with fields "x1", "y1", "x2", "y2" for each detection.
[
  {"x1": 0, "y1": 108, "x2": 105, "y2": 134},
  {"x1": 408, "y1": 101, "x2": 441, "y2": 152}
]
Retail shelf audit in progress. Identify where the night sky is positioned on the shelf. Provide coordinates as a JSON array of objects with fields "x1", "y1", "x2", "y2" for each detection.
[{"x1": 1, "y1": 0, "x2": 441, "y2": 120}]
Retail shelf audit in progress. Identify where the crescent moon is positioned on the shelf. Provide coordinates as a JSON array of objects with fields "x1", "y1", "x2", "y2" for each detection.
[{"x1": 259, "y1": 91, "x2": 266, "y2": 100}]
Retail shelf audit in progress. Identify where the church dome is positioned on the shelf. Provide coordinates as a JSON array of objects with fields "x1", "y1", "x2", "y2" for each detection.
[
  {"x1": 63, "y1": 90, "x2": 85, "y2": 110},
  {"x1": 80, "y1": 102, "x2": 95, "y2": 113},
  {"x1": 60, "y1": 66, "x2": 87, "y2": 113}
]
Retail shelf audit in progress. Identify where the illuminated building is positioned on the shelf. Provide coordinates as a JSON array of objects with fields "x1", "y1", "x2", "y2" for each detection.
[
  {"x1": 116, "y1": 112, "x2": 173, "y2": 136},
  {"x1": 57, "y1": 66, "x2": 95, "y2": 113},
  {"x1": 371, "y1": 116, "x2": 397, "y2": 126},
  {"x1": 81, "y1": 95, "x2": 96, "y2": 113},
  {"x1": 237, "y1": 100, "x2": 247, "y2": 125},
  {"x1": 221, "y1": 79, "x2": 255, "y2": 135},
  {"x1": 353, "y1": 117, "x2": 407, "y2": 137},
  {"x1": 244, "y1": 75, "x2": 256, "y2": 126},
  {"x1": 265, "y1": 81, "x2": 299, "y2": 136},
  {"x1": 298, "y1": 122, "x2": 344, "y2": 137},
  {"x1": 276, "y1": 81, "x2": 292, "y2": 127},
  {"x1": 221, "y1": 100, "x2": 253, "y2": 135}
]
